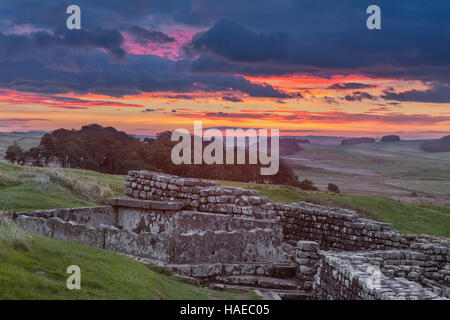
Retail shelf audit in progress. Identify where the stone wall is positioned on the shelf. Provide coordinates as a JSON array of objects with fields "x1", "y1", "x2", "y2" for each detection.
[
  {"x1": 109, "y1": 197, "x2": 281, "y2": 235},
  {"x1": 280, "y1": 204, "x2": 407, "y2": 251},
  {"x1": 124, "y1": 170, "x2": 274, "y2": 218},
  {"x1": 124, "y1": 170, "x2": 407, "y2": 251},
  {"x1": 7, "y1": 206, "x2": 115, "y2": 228},
  {"x1": 295, "y1": 241, "x2": 321, "y2": 291},
  {"x1": 313, "y1": 237, "x2": 450, "y2": 300},
  {"x1": 6, "y1": 204, "x2": 286, "y2": 264}
]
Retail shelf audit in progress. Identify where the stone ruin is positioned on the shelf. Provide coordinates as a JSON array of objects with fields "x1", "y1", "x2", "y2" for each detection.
[{"x1": 4, "y1": 170, "x2": 449, "y2": 300}]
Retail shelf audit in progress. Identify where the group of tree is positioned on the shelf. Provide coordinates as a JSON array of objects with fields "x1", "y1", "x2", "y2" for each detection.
[
  {"x1": 420, "y1": 135, "x2": 450, "y2": 153},
  {"x1": 5, "y1": 124, "x2": 301, "y2": 186},
  {"x1": 380, "y1": 135, "x2": 401, "y2": 142}
]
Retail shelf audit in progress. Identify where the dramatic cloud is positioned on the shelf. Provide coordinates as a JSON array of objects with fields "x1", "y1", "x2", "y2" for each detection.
[
  {"x1": 0, "y1": 0, "x2": 449, "y2": 136},
  {"x1": 381, "y1": 83, "x2": 450, "y2": 103},
  {"x1": 222, "y1": 95, "x2": 243, "y2": 102},
  {"x1": 343, "y1": 92, "x2": 377, "y2": 102},
  {"x1": 0, "y1": 28, "x2": 126, "y2": 60},
  {"x1": 204, "y1": 112, "x2": 269, "y2": 119},
  {"x1": 0, "y1": 48, "x2": 294, "y2": 98},
  {"x1": 0, "y1": 90, "x2": 144, "y2": 109},
  {"x1": 186, "y1": 19, "x2": 289, "y2": 62},
  {"x1": 128, "y1": 26, "x2": 175, "y2": 45},
  {"x1": 0, "y1": 118, "x2": 50, "y2": 124},
  {"x1": 328, "y1": 83, "x2": 377, "y2": 90}
]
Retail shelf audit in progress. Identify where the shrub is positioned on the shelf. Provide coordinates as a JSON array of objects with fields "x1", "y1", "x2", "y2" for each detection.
[
  {"x1": 298, "y1": 179, "x2": 318, "y2": 191},
  {"x1": 327, "y1": 183, "x2": 340, "y2": 193},
  {"x1": 35, "y1": 169, "x2": 114, "y2": 204},
  {"x1": 0, "y1": 215, "x2": 33, "y2": 251}
]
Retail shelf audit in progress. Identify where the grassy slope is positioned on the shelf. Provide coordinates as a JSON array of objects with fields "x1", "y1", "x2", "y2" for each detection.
[
  {"x1": 0, "y1": 162, "x2": 256, "y2": 300},
  {"x1": 0, "y1": 161, "x2": 123, "y2": 211},
  {"x1": 219, "y1": 181, "x2": 450, "y2": 238},
  {"x1": 0, "y1": 219, "x2": 254, "y2": 300}
]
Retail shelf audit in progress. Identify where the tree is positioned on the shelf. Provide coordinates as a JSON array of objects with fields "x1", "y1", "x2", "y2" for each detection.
[
  {"x1": 298, "y1": 179, "x2": 318, "y2": 191},
  {"x1": 5, "y1": 143, "x2": 24, "y2": 164},
  {"x1": 19, "y1": 124, "x2": 302, "y2": 186},
  {"x1": 327, "y1": 183, "x2": 340, "y2": 193}
]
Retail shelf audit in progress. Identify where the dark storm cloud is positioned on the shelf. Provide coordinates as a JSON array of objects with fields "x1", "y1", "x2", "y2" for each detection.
[
  {"x1": 205, "y1": 112, "x2": 269, "y2": 119},
  {"x1": 343, "y1": 92, "x2": 377, "y2": 102},
  {"x1": 185, "y1": 1, "x2": 450, "y2": 71},
  {"x1": 222, "y1": 95, "x2": 243, "y2": 103},
  {"x1": 328, "y1": 83, "x2": 377, "y2": 90},
  {"x1": 0, "y1": 28, "x2": 125, "y2": 60},
  {"x1": 186, "y1": 19, "x2": 289, "y2": 62},
  {"x1": 0, "y1": 0, "x2": 449, "y2": 102},
  {"x1": 0, "y1": 47, "x2": 293, "y2": 98},
  {"x1": 381, "y1": 84, "x2": 450, "y2": 103},
  {"x1": 128, "y1": 26, "x2": 175, "y2": 45}
]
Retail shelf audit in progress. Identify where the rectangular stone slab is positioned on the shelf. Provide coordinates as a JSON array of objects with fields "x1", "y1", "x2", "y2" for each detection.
[{"x1": 109, "y1": 197, "x2": 187, "y2": 211}]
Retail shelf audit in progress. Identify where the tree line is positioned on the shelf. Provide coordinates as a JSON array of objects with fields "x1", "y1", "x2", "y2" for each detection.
[{"x1": 5, "y1": 124, "x2": 300, "y2": 186}]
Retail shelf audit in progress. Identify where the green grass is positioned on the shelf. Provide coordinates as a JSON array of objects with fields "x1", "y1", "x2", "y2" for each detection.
[
  {"x1": 0, "y1": 216, "x2": 256, "y2": 300},
  {"x1": 0, "y1": 161, "x2": 123, "y2": 212},
  {"x1": 218, "y1": 181, "x2": 450, "y2": 238}
]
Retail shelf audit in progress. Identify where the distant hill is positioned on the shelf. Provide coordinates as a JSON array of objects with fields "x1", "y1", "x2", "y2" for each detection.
[
  {"x1": 340, "y1": 137, "x2": 376, "y2": 146},
  {"x1": 420, "y1": 135, "x2": 450, "y2": 153},
  {"x1": 381, "y1": 135, "x2": 401, "y2": 142},
  {"x1": 0, "y1": 131, "x2": 44, "y2": 158},
  {"x1": 296, "y1": 138, "x2": 311, "y2": 144},
  {"x1": 299, "y1": 136, "x2": 348, "y2": 146},
  {"x1": 279, "y1": 137, "x2": 303, "y2": 155}
]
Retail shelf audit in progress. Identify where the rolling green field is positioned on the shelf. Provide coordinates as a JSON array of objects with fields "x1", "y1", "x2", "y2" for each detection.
[{"x1": 284, "y1": 140, "x2": 450, "y2": 205}]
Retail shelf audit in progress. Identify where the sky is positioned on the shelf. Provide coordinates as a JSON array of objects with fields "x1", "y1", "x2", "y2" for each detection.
[{"x1": 0, "y1": 0, "x2": 449, "y2": 138}]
